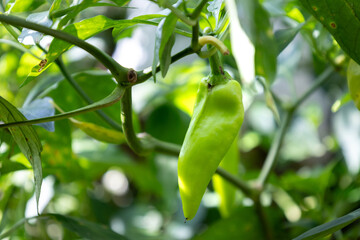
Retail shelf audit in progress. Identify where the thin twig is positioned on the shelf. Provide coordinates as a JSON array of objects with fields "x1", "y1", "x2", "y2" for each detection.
[
  {"x1": 256, "y1": 110, "x2": 293, "y2": 188},
  {"x1": 136, "y1": 47, "x2": 195, "y2": 84},
  {"x1": 215, "y1": 167, "x2": 254, "y2": 198},
  {"x1": 291, "y1": 67, "x2": 333, "y2": 111},
  {"x1": 254, "y1": 198, "x2": 274, "y2": 240}
]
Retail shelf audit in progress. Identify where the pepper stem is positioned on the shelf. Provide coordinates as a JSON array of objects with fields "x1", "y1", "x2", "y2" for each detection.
[
  {"x1": 198, "y1": 36, "x2": 229, "y2": 55},
  {"x1": 208, "y1": 49, "x2": 223, "y2": 76}
]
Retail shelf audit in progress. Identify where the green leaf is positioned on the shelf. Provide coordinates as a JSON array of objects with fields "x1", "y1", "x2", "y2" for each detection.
[
  {"x1": 58, "y1": 0, "x2": 97, "y2": 29},
  {"x1": 49, "y1": 213, "x2": 128, "y2": 240},
  {"x1": 23, "y1": 15, "x2": 118, "y2": 87},
  {"x1": 0, "y1": 97, "x2": 43, "y2": 213},
  {"x1": 145, "y1": 102, "x2": 190, "y2": 145},
  {"x1": 293, "y1": 208, "x2": 360, "y2": 240},
  {"x1": 152, "y1": 18, "x2": 165, "y2": 83},
  {"x1": 71, "y1": 119, "x2": 126, "y2": 144},
  {"x1": 256, "y1": 76, "x2": 280, "y2": 124},
  {"x1": 299, "y1": 0, "x2": 360, "y2": 65},
  {"x1": 253, "y1": 2, "x2": 277, "y2": 83},
  {"x1": 1, "y1": 161, "x2": 28, "y2": 175},
  {"x1": 49, "y1": 0, "x2": 62, "y2": 17},
  {"x1": 207, "y1": 0, "x2": 224, "y2": 26},
  {"x1": 47, "y1": 70, "x2": 119, "y2": 127},
  {"x1": 153, "y1": 13, "x2": 178, "y2": 81},
  {"x1": 6, "y1": 0, "x2": 45, "y2": 12},
  {"x1": 48, "y1": 14, "x2": 115, "y2": 58},
  {"x1": 193, "y1": 206, "x2": 287, "y2": 239},
  {"x1": 232, "y1": 0, "x2": 277, "y2": 83},
  {"x1": 274, "y1": 23, "x2": 304, "y2": 55},
  {"x1": 112, "y1": 14, "x2": 165, "y2": 41},
  {"x1": 108, "y1": 0, "x2": 130, "y2": 6},
  {"x1": 51, "y1": 1, "x2": 130, "y2": 20},
  {"x1": 160, "y1": 33, "x2": 175, "y2": 77}
]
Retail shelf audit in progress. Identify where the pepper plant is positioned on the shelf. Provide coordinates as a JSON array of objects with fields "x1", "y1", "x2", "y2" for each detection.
[{"x1": 1, "y1": 0, "x2": 360, "y2": 239}]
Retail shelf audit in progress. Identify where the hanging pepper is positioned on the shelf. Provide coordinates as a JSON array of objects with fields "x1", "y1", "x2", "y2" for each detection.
[{"x1": 178, "y1": 68, "x2": 244, "y2": 220}]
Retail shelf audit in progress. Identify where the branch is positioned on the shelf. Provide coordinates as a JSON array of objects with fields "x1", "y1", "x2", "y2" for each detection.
[
  {"x1": 254, "y1": 198, "x2": 274, "y2": 240},
  {"x1": 291, "y1": 67, "x2": 333, "y2": 111},
  {"x1": 256, "y1": 110, "x2": 293, "y2": 188},
  {"x1": 215, "y1": 167, "x2": 254, "y2": 199},
  {"x1": 136, "y1": 47, "x2": 195, "y2": 84},
  {"x1": 191, "y1": 21, "x2": 200, "y2": 51},
  {"x1": 0, "y1": 14, "x2": 129, "y2": 84},
  {"x1": 140, "y1": 134, "x2": 181, "y2": 156},
  {"x1": 0, "y1": 87, "x2": 124, "y2": 129},
  {"x1": 120, "y1": 88, "x2": 151, "y2": 155}
]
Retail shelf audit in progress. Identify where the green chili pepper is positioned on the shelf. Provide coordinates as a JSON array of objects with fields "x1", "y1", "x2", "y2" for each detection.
[
  {"x1": 212, "y1": 136, "x2": 239, "y2": 218},
  {"x1": 347, "y1": 59, "x2": 360, "y2": 109},
  {"x1": 178, "y1": 73, "x2": 244, "y2": 221}
]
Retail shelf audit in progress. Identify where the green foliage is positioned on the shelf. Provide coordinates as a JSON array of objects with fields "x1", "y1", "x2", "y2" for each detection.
[{"x1": 0, "y1": 96, "x2": 43, "y2": 213}]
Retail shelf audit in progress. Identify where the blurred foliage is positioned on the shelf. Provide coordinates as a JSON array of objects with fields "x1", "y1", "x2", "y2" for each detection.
[{"x1": 0, "y1": 0, "x2": 360, "y2": 240}]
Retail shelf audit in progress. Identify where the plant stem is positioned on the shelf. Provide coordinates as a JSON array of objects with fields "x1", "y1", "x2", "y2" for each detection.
[
  {"x1": 0, "y1": 14, "x2": 128, "y2": 84},
  {"x1": 254, "y1": 198, "x2": 274, "y2": 240},
  {"x1": 142, "y1": 134, "x2": 182, "y2": 156},
  {"x1": 190, "y1": 0, "x2": 209, "y2": 19},
  {"x1": 215, "y1": 167, "x2": 254, "y2": 198},
  {"x1": 0, "y1": 87, "x2": 124, "y2": 129},
  {"x1": 55, "y1": 58, "x2": 123, "y2": 131},
  {"x1": 256, "y1": 110, "x2": 293, "y2": 188},
  {"x1": 120, "y1": 88, "x2": 150, "y2": 155},
  {"x1": 208, "y1": 49, "x2": 222, "y2": 76},
  {"x1": 191, "y1": 21, "x2": 200, "y2": 51},
  {"x1": 291, "y1": 67, "x2": 333, "y2": 111},
  {"x1": 136, "y1": 47, "x2": 195, "y2": 84}
]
